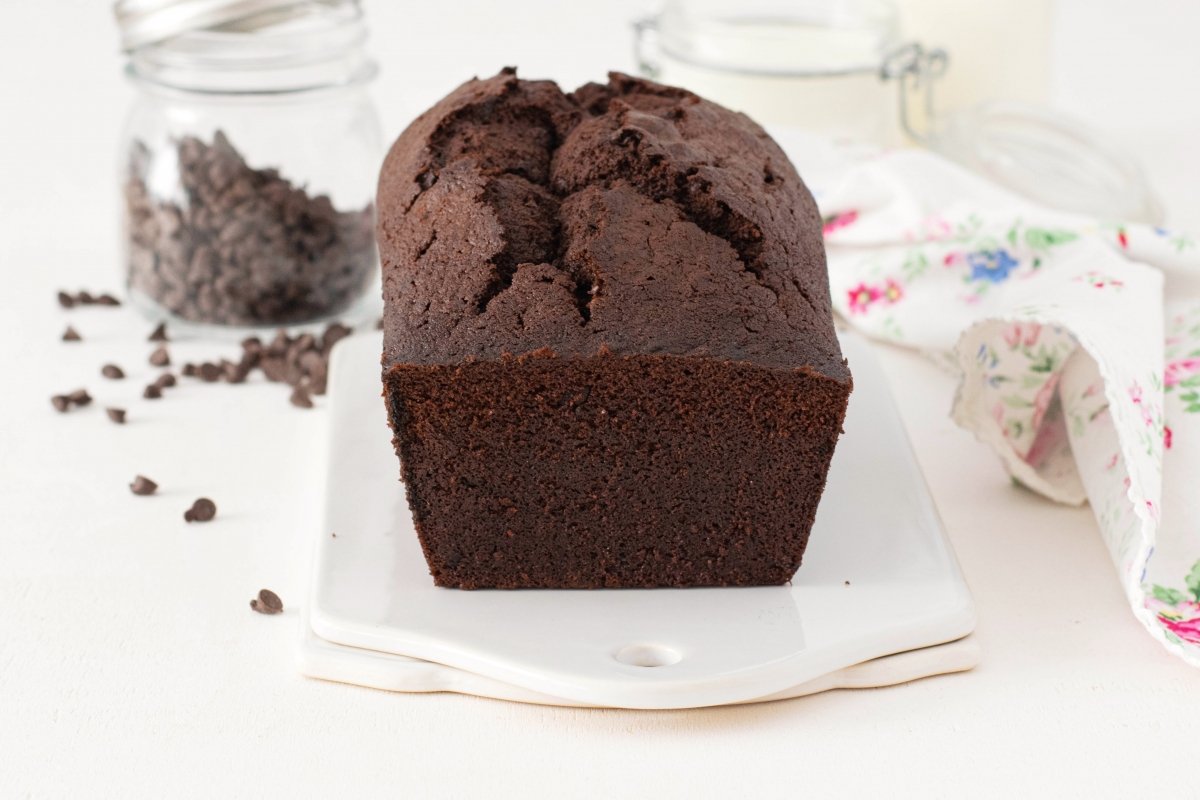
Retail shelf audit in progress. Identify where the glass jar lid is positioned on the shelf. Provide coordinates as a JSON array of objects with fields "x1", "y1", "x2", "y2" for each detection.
[
  {"x1": 929, "y1": 102, "x2": 1164, "y2": 225},
  {"x1": 114, "y1": 0, "x2": 374, "y2": 94},
  {"x1": 114, "y1": 0, "x2": 358, "y2": 52}
]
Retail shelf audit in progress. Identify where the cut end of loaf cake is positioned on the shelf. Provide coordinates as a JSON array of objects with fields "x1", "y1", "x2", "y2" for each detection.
[
  {"x1": 378, "y1": 69, "x2": 852, "y2": 589},
  {"x1": 387, "y1": 353, "x2": 849, "y2": 589}
]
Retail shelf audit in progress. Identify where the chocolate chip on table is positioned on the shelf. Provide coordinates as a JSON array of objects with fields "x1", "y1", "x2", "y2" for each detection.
[
  {"x1": 130, "y1": 475, "x2": 158, "y2": 495},
  {"x1": 148, "y1": 322, "x2": 169, "y2": 342},
  {"x1": 160, "y1": 321, "x2": 349, "y2": 406},
  {"x1": 149, "y1": 345, "x2": 171, "y2": 367},
  {"x1": 50, "y1": 388, "x2": 91, "y2": 413},
  {"x1": 106, "y1": 407, "x2": 127, "y2": 424},
  {"x1": 101, "y1": 364, "x2": 125, "y2": 380},
  {"x1": 322, "y1": 322, "x2": 353, "y2": 353},
  {"x1": 124, "y1": 131, "x2": 376, "y2": 327},
  {"x1": 197, "y1": 362, "x2": 222, "y2": 382},
  {"x1": 66, "y1": 389, "x2": 91, "y2": 406},
  {"x1": 289, "y1": 385, "x2": 314, "y2": 409},
  {"x1": 223, "y1": 360, "x2": 251, "y2": 384},
  {"x1": 143, "y1": 384, "x2": 163, "y2": 400},
  {"x1": 183, "y1": 497, "x2": 217, "y2": 523},
  {"x1": 58, "y1": 290, "x2": 123, "y2": 308},
  {"x1": 153, "y1": 372, "x2": 177, "y2": 389},
  {"x1": 250, "y1": 588, "x2": 283, "y2": 615},
  {"x1": 62, "y1": 326, "x2": 82, "y2": 342},
  {"x1": 259, "y1": 356, "x2": 287, "y2": 383}
]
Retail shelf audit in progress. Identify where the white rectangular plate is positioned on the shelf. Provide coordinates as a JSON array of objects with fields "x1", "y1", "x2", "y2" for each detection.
[{"x1": 308, "y1": 332, "x2": 976, "y2": 709}]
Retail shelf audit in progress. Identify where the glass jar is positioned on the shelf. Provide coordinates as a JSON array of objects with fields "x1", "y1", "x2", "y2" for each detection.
[
  {"x1": 633, "y1": 0, "x2": 1163, "y2": 224},
  {"x1": 634, "y1": 0, "x2": 945, "y2": 144},
  {"x1": 115, "y1": 0, "x2": 382, "y2": 331}
]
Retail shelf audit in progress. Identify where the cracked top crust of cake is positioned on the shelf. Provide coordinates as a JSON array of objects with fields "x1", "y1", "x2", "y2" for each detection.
[{"x1": 378, "y1": 68, "x2": 849, "y2": 378}]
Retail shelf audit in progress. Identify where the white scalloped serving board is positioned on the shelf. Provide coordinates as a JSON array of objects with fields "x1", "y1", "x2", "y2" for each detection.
[{"x1": 303, "y1": 332, "x2": 976, "y2": 709}]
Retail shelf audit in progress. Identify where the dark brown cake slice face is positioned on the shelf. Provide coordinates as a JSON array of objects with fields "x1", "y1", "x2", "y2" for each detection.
[{"x1": 387, "y1": 353, "x2": 849, "y2": 589}]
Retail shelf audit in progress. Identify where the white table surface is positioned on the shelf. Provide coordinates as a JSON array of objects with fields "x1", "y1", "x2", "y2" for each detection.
[{"x1": 3, "y1": 2, "x2": 1199, "y2": 798}]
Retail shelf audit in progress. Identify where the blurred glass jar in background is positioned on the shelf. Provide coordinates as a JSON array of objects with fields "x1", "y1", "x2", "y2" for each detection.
[
  {"x1": 635, "y1": 0, "x2": 1161, "y2": 224},
  {"x1": 634, "y1": 0, "x2": 943, "y2": 144},
  {"x1": 115, "y1": 0, "x2": 382, "y2": 331}
]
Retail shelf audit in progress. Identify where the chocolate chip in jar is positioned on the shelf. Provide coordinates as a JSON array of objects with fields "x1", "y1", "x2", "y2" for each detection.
[{"x1": 124, "y1": 131, "x2": 376, "y2": 327}]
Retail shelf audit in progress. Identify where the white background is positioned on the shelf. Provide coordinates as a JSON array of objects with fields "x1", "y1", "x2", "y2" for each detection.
[{"x1": 3, "y1": 1, "x2": 1200, "y2": 797}]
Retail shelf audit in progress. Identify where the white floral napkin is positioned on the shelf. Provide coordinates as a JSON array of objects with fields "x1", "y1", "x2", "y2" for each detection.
[{"x1": 817, "y1": 149, "x2": 1200, "y2": 665}]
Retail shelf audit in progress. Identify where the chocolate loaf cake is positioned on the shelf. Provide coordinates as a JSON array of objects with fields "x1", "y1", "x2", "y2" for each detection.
[{"x1": 378, "y1": 69, "x2": 851, "y2": 589}]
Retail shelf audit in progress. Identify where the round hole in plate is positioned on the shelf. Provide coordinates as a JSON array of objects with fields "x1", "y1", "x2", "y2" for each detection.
[{"x1": 613, "y1": 643, "x2": 682, "y2": 668}]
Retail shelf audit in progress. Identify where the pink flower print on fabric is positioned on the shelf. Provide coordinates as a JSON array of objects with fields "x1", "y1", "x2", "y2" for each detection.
[
  {"x1": 822, "y1": 210, "x2": 858, "y2": 236},
  {"x1": 1129, "y1": 381, "x2": 1156, "y2": 427},
  {"x1": 882, "y1": 278, "x2": 904, "y2": 304},
  {"x1": 847, "y1": 283, "x2": 880, "y2": 314},
  {"x1": 1074, "y1": 270, "x2": 1126, "y2": 290},
  {"x1": 1149, "y1": 561, "x2": 1200, "y2": 644},
  {"x1": 847, "y1": 279, "x2": 905, "y2": 315},
  {"x1": 1002, "y1": 322, "x2": 1041, "y2": 349},
  {"x1": 1162, "y1": 616, "x2": 1200, "y2": 644},
  {"x1": 1165, "y1": 358, "x2": 1200, "y2": 388},
  {"x1": 1031, "y1": 373, "x2": 1060, "y2": 433}
]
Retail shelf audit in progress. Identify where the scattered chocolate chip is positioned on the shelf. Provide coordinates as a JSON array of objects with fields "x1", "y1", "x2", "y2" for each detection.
[
  {"x1": 50, "y1": 388, "x2": 92, "y2": 413},
  {"x1": 250, "y1": 588, "x2": 284, "y2": 615},
  {"x1": 143, "y1": 384, "x2": 162, "y2": 399},
  {"x1": 149, "y1": 345, "x2": 171, "y2": 367},
  {"x1": 289, "y1": 386, "x2": 314, "y2": 409},
  {"x1": 184, "y1": 497, "x2": 217, "y2": 523},
  {"x1": 181, "y1": 363, "x2": 197, "y2": 377},
  {"x1": 153, "y1": 372, "x2": 177, "y2": 389},
  {"x1": 130, "y1": 475, "x2": 158, "y2": 495},
  {"x1": 58, "y1": 290, "x2": 123, "y2": 308},
  {"x1": 148, "y1": 322, "x2": 169, "y2": 342},
  {"x1": 197, "y1": 362, "x2": 222, "y2": 382},
  {"x1": 106, "y1": 407, "x2": 127, "y2": 424},
  {"x1": 101, "y1": 364, "x2": 125, "y2": 380},
  {"x1": 267, "y1": 330, "x2": 290, "y2": 357},
  {"x1": 223, "y1": 360, "x2": 251, "y2": 384},
  {"x1": 62, "y1": 326, "x2": 82, "y2": 342},
  {"x1": 844, "y1": 580, "x2": 851, "y2": 586},
  {"x1": 259, "y1": 356, "x2": 287, "y2": 383},
  {"x1": 322, "y1": 322, "x2": 352, "y2": 353}
]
